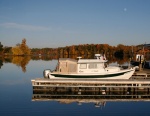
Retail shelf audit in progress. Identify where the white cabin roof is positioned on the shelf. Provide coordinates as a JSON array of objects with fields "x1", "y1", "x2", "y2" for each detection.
[
  {"x1": 78, "y1": 59, "x2": 107, "y2": 63},
  {"x1": 59, "y1": 58, "x2": 77, "y2": 63}
]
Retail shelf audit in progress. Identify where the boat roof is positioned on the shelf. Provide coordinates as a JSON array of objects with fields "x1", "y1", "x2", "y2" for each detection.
[
  {"x1": 78, "y1": 59, "x2": 107, "y2": 63},
  {"x1": 59, "y1": 58, "x2": 107, "y2": 64},
  {"x1": 59, "y1": 58, "x2": 77, "y2": 63}
]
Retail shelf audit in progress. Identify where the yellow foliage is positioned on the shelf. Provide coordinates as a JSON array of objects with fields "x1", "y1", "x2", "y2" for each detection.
[
  {"x1": 11, "y1": 38, "x2": 31, "y2": 55},
  {"x1": 11, "y1": 46, "x2": 23, "y2": 55},
  {"x1": 12, "y1": 56, "x2": 31, "y2": 72}
]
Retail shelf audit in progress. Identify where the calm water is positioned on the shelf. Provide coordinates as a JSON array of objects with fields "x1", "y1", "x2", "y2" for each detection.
[{"x1": 1, "y1": 59, "x2": 150, "y2": 116}]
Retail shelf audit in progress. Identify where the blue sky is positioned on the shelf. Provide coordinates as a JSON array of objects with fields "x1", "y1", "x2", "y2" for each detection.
[{"x1": 0, "y1": 0, "x2": 150, "y2": 48}]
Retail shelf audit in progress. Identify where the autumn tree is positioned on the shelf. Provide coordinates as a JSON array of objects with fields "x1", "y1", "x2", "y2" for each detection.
[
  {"x1": 0, "y1": 59, "x2": 3, "y2": 69},
  {"x1": 12, "y1": 38, "x2": 31, "y2": 55},
  {"x1": 20, "y1": 38, "x2": 31, "y2": 55},
  {"x1": 0, "y1": 42, "x2": 3, "y2": 54},
  {"x1": 12, "y1": 46, "x2": 23, "y2": 55},
  {"x1": 3, "y1": 47, "x2": 12, "y2": 54}
]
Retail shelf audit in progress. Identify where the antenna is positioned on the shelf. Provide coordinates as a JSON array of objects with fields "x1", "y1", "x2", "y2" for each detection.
[{"x1": 77, "y1": 57, "x2": 82, "y2": 60}]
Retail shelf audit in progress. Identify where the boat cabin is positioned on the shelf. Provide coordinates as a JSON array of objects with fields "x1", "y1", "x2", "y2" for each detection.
[
  {"x1": 136, "y1": 54, "x2": 144, "y2": 62},
  {"x1": 57, "y1": 54, "x2": 108, "y2": 74},
  {"x1": 58, "y1": 58, "x2": 77, "y2": 73}
]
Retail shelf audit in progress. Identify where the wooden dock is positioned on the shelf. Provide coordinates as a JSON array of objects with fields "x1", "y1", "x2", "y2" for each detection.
[
  {"x1": 31, "y1": 70, "x2": 150, "y2": 104},
  {"x1": 131, "y1": 69, "x2": 150, "y2": 79},
  {"x1": 31, "y1": 78, "x2": 150, "y2": 93},
  {"x1": 32, "y1": 78, "x2": 150, "y2": 104},
  {"x1": 32, "y1": 78, "x2": 150, "y2": 86},
  {"x1": 31, "y1": 69, "x2": 150, "y2": 92}
]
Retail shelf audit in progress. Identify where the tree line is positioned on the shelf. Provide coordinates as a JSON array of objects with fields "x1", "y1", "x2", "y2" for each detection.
[
  {"x1": 31, "y1": 44, "x2": 138, "y2": 59},
  {"x1": 0, "y1": 38, "x2": 30, "y2": 56},
  {"x1": 0, "y1": 38, "x2": 149, "y2": 59}
]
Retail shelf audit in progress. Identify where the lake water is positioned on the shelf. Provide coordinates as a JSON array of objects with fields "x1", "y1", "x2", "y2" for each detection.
[{"x1": 1, "y1": 59, "x2": 150, "y2": 116}]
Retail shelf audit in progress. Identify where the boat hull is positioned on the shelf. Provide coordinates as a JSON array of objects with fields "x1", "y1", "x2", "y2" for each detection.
[{"x1": 49, "y1": 68, "x2": 135, "y2": 79}]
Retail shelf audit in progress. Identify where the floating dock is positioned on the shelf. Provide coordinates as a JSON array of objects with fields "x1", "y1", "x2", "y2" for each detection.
[
  {"x1": 32, "y1": 77, "x2": 150, "y2": 104},
  {"x1": 31, "y1": 69, "x2": 150, "y2": 91},
  {"x1": 31, "y1": 69, "x2": 150, "y2": 104},
  {"x1": 31, "y1": 79, "x2": 150, "y2": 94},
  {"x1": 132, "y1": 70, "x2": 150, "y2": 79},
  {"x1": 32, "y1": 78, "x2": 150, "y2": 88}
]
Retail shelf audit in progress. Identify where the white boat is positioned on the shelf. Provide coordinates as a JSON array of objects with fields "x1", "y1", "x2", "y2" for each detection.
[{"x1": 43, "y1": 54, "x2": 137, "y2": 79}]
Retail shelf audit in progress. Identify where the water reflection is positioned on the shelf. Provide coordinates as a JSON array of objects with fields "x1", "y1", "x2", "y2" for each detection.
[
  {"x1": 32, "y1": 87, "x2": 150, "y2": 108},
  {"x1": 11, "y1": 56, "x2": 31, "y2": 72},
  {"x1": 0, "y1": 59, "x2": 3, "y2": 69},
  {"x1": 0, "y1": 53, "x2": 150, "y2": 72}
]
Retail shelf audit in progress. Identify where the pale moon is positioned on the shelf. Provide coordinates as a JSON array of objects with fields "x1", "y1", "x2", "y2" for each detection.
[{"x1": 124, "y1": 8, "x2": 127, "y2": 12}]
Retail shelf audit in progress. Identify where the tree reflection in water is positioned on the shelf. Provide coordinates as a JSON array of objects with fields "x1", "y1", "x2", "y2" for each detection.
[
  {"x1": 0, "y1": 59, "x2": 3, "y2": 69},
  {"x1": 12, "y1": 56, "x2": 31, "y2": 72},
  {"x1": 0, "y1": 53, "x2": 149, "y2": 72}
]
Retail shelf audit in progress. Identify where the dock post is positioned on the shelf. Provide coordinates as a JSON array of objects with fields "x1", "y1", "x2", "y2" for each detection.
[{"x1": 139, "y1": 63, "x2": 143, "y2": 71}]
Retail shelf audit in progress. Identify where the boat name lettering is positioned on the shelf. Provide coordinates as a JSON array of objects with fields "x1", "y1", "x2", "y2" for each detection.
[{"x1": 79, "y1": 70, "x2": 84, "y2": 72}]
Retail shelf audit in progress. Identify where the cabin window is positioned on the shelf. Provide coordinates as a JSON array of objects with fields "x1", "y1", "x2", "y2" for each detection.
[
  {"x1": 89, "y1": 63, "x2": 103, "y2": 69},
  {"x1": 80, "y1": 64, "x2": 87, "y2": 69},
  {"x1": 97, "y1": 63, "x2": 104, "y2": 68},
  {"x1": 89, "y1": 63, "x2": 97, "y2": 69}
]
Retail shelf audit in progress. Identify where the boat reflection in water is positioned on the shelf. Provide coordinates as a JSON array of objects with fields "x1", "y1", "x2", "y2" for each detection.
[{"x1": 32, "y1": 86, "x2": 150, "y2": 108}]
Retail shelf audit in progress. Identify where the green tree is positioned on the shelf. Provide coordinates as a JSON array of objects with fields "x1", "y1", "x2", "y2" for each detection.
[{"x1": 3, "y1": 46, "x2": 12, "y2": 55}]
